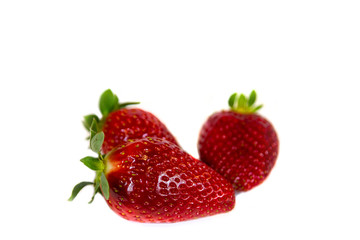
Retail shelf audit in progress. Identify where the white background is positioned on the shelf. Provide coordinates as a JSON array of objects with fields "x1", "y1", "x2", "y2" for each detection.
[{"x1": 1, "y1": 1, "x2": 359, "y2": 239}]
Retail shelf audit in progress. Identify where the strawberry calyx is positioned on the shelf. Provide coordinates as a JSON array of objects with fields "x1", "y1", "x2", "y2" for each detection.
[
  {"x1": 83, "y1": 89, "x2": 140, "y2": 134},
  {"x1": 68, "y1": 120, "x2": 110, "y2": 203},
  {"x1": 228, "y1": 90, "x2": 263, "y2": 114}
]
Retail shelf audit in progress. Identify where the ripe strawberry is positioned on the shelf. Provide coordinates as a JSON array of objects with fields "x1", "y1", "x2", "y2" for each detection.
[
  {"x1": 83, "y1": 89, "x2": 178, "y2": 154},
  {"x1": 69, "y1": 132, "x2": 235, "y2": 223},
  {"x1": 198, "y1": 91, "x2": 279, "y2": 192}
]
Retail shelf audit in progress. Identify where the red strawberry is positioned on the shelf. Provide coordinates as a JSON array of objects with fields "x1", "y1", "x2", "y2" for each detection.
[
  {"x1": 69, "y1": 133, "x2": 235, "y2": 223},
  {"x1": 83, "y1": 89, "x2": 178, "y2": 154},
  {"x1": 198, "y1": 91, "x2": 279, "y2": 192}
]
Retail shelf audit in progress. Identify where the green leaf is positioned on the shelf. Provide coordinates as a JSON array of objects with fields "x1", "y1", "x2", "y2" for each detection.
[
  {"x1": 90, "y1": 132, "x2": 105, "y2": 153},
  {"x1": 100, "y1": 172, "x2": 110, "y2": 200},
  {"x1": 80, "y1": 156, "x2": 104, "y2": 171},
  {"x1": 248, "y1": 90, "x2": 256, "y2": 107},
  {"x1": 228, "y1": 93, "x2": 237, "y2": 108},
  {"x1": 83, "y1": 114, "x2": 99, "y2": 131},
  {"x1": 113, "y1": 94, "x2": 119, "y2": 108},
  {"x1": 68, "y1": 181, "x2": 93, "y2": 201},
  {"x1": 238, "y1": 94, "x2": 246, "y2": 109},
  {"x1": 99, "y1": 89, "x2": 118, "y2": 117}
]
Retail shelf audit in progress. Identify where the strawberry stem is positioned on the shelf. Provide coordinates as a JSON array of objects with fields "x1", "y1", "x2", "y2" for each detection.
[{"x1": 228, "y1": 90, "x2": 263, "y2": 113}]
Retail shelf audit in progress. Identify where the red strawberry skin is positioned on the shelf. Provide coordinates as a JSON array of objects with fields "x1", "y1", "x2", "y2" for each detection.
[
  {"x1": 101, "y1": 108, "x2": 179, "y2": 154},
  {"x1": 198, "y1": 111, "x2": 279, "y2": 191},
  {"x1": 103, "y1": 137, "x2": 235, "y2": 223}
]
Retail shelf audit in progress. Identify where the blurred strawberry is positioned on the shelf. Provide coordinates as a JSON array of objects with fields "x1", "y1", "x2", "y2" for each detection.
[{"x1": 198, "y1": 91, "x2": 279, "y2": 191}]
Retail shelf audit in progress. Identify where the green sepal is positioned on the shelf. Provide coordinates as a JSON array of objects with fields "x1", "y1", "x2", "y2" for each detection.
[
  {"x1": 228, "y1": 93, "x2": 237, "y2": 108},
  {"x1": 99, "y1": 89, "x2": 118, "y2": 117},
  {"x1": 89, "y1": 177, "x2": 101, "y2": 204},
  {"x1": 248, "y1": 90, "x2": 256, "y2": 107},
  {"x1": 83, "y1": 114, "x2": 99, "y2": 131},
  {"x1": 88, "y1": 187, "x2": 102, "y2": 204},
  {"x1": 90, "y1": 132, "x2": 105, "y2": 153},
  {"x1": 228, "y1": 90, "x2": 263, "y2": 114},
  {"x1": 238, "y1": 94, "x2": 246, "y2": 109},
  {"x1": 68, "y1": 181, "x2": 94, "y2": 201},
  {"x1": 253, "y1": 104, "x2": 263, "y2": 112},
  {"x1": 100, "y1": 172, "x2": 110, "y2": 200},
  {"x1": 80, "y1": 156, "x2": 104, "y2": 171},
  {"x1": 118, "y1": 102, "x2": 140, "y2": 109},
  {"x1": 89, "y1": 118, "x2": 98, "y2": 140},
  {"x1": 89, "y1": 170, "x2": 109, "y2": 203}
]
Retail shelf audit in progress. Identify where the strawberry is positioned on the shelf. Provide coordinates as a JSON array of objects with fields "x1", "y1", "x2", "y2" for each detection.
[
  {"x1": 69, "y1": 131, "x2": 235, "y2": 223},
  {"x1": 198, "y1": 91, "x2": 279, "y2": 192},
  {"x1": 83, "y1": 89, "x2": 178, "y2": 154}
]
